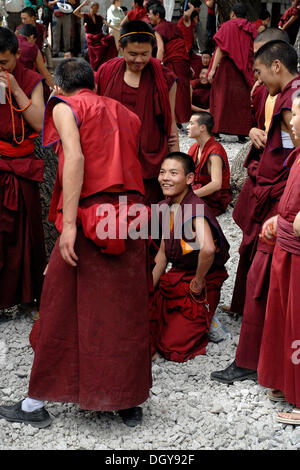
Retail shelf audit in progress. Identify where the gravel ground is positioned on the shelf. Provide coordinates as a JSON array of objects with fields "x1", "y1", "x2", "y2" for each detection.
[{"x1": 0, "y1": 131, "x2": 300, "y2": 451}]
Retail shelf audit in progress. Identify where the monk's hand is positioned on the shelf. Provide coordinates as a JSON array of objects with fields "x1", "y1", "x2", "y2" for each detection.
[
  {"x1": 0, "y1": 71, "x2": 19, "y2": 95},
  {"x1": 190, "y1": 277, "x2": 205, "y2": 295},
  {"x1": 293, "y1": 211, "x2": 300, "y2": 237},
  {"x1": 207, "y1": 69, "x2": 215, "y2": 83},
  {"x1": 59, "y1": 224, "x2": 78, "y2": 267},
  {"x1": 261, "y1": 215, "x2": 278, "y2": 241},
  {"x1": 249, "y1": 127, "x2": 267, "y2": 149}
]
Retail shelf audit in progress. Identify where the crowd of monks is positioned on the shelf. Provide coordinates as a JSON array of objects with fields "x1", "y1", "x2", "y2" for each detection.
[{"x1": 0, "y1": 0, "x2": 300, "y2": 430}]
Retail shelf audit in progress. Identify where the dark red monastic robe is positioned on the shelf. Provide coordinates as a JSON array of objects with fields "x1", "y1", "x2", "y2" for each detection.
[
  {"x1": 96, "y1": 57, "x2": 175, "y2": 205},
  {"x1": 83, "y1": 13, "x2": 117, "y2": 71},
  {"x1": 17, "y1": 34, "x2": 38, "y2": 70},
  {"x1": 28, "y1": 89, "x2": 151, "y2": 411},
  {"x1": 154, "y1": 19, "x2": 191, "y2": 124},
  {"x1": 0, "y1": 61, "x2": 45, "y2": 309},
  {"x1": 233, "y1": 76, "x2": 300, "y2": 370},
  {"x1": 188, "y1": 137, "x2": 232, "y2": 216},
  {"x1": 190, "y1": 79, "x2": 210, "y2": 109},
  {"x1": 150, "y1": 189, "x2": 229, "y2": 362},
  {"x1": 258, "y1": 149, "x2": 300, "y2": 407},
  {"x1": 209, "y1": 18, "x2": 257, "y2": 136}
]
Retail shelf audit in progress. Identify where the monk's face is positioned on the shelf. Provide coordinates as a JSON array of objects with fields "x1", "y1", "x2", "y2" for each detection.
[
  {"x1": 21, "y1": 13, "x2": 35, "y2": 25},
  {"x1": 123, "y1": 41, "x2": 152, "y2": 73},
  {"x1": 90, "y1": 3, "x2": 99, "y2": 14},
  {"x1": 201, "y1": 54, "x2": 211, "y2": 67},
  {"x1": 158, "y1": 159, "x2": 194, "y2": 200},
  {"x1": 291, "y1": 98, "x2": 300, "y2": 140},
  {"x1": 148, "y1": 10, "x2": 160, "y2": 26},
  {"x1": 187, "y1": 114, "x2": 203, "y2": 139},
  {"x1": 0, "y1": 49, "x2": 20, "y2": 74},
  {"x1": 199, "y1": 69, "x2": 209, "y2": 84},
  {"x1": 253, "y1": 58, "x2": 281, "y2": 96}
]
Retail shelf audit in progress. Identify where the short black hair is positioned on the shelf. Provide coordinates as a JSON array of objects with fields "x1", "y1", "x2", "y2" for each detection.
[
  {"x1": 119, "y1": 20, "x2": 156, "y2": 48},
  {"x1": 193, "y1": 111, "x2": 214, "y2": 135},
  {"x1": 254, "y1": 39, "x2": 298, "y2": 75},
  {"x1": 54, "y1": 58, "x2": 95, "y2": 93},
  {"x1": 162, "y1": 152, "x2": 195, "y2": 175},
  {"x1": 232, "y1": 2, "x2": 247, "y2": 18},
  {"x1": 0, "y1": 27, "x2": 19, "y2": 54},
  {"x1": 254, "y1": 27, "x2": 290, "y2": 45},
  {"x1": 259, "y1": 9, "x2": 271, "y2": 20},
  {"x1": 21, "y1": 7, "x2": 36, "y2": 17},
  {"x1": 202, "y1": 49, "x2": 212, "y2": 56},
  {"x1": 18, "y1": 23, "x2": 37, "y2": 38},
  {"x1": 134, "y1": 0, "x2": 144, "y2": 6},
  {"x1": 149, "y1": 3, "x2": 166, "y2": 19}
]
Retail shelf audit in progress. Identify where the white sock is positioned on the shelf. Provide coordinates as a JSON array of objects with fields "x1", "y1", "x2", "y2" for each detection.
[{"x1": 21, "y1": 397, "x2": 45, "y2": 412}]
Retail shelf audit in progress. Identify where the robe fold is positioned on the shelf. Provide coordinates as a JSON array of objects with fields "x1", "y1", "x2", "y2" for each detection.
[
  {"x1": 258, "y1": 150, "x2": 300, "y2": 407},
  {"x1": 188, "y1": 137, "x2": 232, "y2": 216},
  {"x1": 0, "y1": 61, "x2": 46, "y2": 309},
  {"x1": 209, "y1": 18, "x2": 257, "y2": 136},
  {"x1": 190, "y1": 80, "x2": 210, "y2": 110},
  {"x1": 154, "y1": 19, "x2": 191, "y2": 124},
  {"x1": 28, "y1": 89, "x2": 152, "y2": 411},
  {"x1": 96, "y1": 57, "x2": 175, "y2": 204},
  {"x1": 150, "y1": 189, "x2": 229, "y2": 362},
  {"x1": 233, "y1": 76, "x2": 300, "y2": 370}
]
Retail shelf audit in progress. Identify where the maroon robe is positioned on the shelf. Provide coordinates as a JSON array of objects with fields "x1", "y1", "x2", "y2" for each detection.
[
  {"x1": 17, "y1": 34, "x2": 38, "y2": 70},
  {"x1": 150, "y1": 189, "x2": 229, "y2": 362},
  {"x1": 96, "y1": 57, "x2": 176, "y2": 205},
  {"x1": 258, "y1": 149, "x2": 300, "y2": 407},
  {"x1": 28, "y1": 90, "x2": 152, "y2": 411},
  {"x1": 209, "y1": 18, "x2": 257, "y2": 136},
  {"x1": 188, "y1": 137, "x2": 232, "y2": 216},
  {"x1": 16, "y1": 22, "x2": 45, "y2": 52},
  {"x1": 154, "y1": 19, "x2": 191, "y2": 124},
  {"x1": 233, "y1": 75, "x2": 300, "y2": 370},
  {"x1": 83, "y1": 13, "x2": 117, "y2": 71},
  {"x1": 190, "y1": 79, "x2": 210, "y2": 109},
  {"x1": 0, "y1": 61, "x2": 45, "y2": 309}
]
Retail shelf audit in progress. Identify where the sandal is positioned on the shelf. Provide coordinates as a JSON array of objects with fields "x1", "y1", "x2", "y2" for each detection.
[
  {"x1": 276, "y1": 409, "x2": 300, "y2": 425},
  {"x1": 267, "y1": 389, "x2": 286, "y2": 402}
]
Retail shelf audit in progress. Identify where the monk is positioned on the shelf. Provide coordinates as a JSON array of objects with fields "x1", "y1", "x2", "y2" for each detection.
[
  {"x1": 257, "y1": 90, "x2": 300, "y2": 425},
  {"x1": 227, "y1": 27, "x2": 290, "y2": 317},
  {"x1": 0, "y1": 58, "x2": 151, "y2": 429},
  {"x1": 0, "y1": 27, "x2": 46, "y2": 313},
  {"x1": 73, "y1": 0, "x2": 118, "y2": 72},
  {"x1": 208, "y1": 2, "x2": 257, "y2": 142},
  {"x1": 190, "y1": 49, "x2": 211, "y2": 81},
  {"x1": 150, "y1": 152, "x2": 229, "y2": 362},
  {"x1": 211, "y1": 40, "x2": 300, "y2": 384},
  {"x1": 18, "y1": 7, "x2": 46, "y2": 52},
  {"x1": 187, "y1": 112, "x2": 232, "y2": 216},
  {"x1": 177, "y1": 1, "x2": 200, "y2": 55},
  {"x1": 278, "y1": 0, "x2": 300, "y2": 45},
  {"x1": 96, "y1": 19, "x2": 178, "y2": 206},
  {"x1": 253, "y1": 10, "x2": 271, "y2": 34},
  {"x1": 17, "y1": 23, "x2": 55, "y2": 90},
  {"x1": 148, "y1": 3, "x2": 191, "y2": 125},
  {"x1": 121, "y1": 0, "x2": 148, "y2": 24},
  {"x1": 190, "y1": 68, "x2": 210, "y2": 112}
]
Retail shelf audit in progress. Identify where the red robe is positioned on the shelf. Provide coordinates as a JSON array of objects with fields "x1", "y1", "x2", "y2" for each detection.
[
  {"x1": 190, "y1": 79, "x2": 210, "y2": 109},
  {"x1": 154, "y1": 19, "x2": 191, "y2": 124},
  {"x1": 83, "y1": 13, "x2": 117, "y2": 71},
  {"x1": 209, "y1": 18, "x2": 257, "y2": 136},
  {"x1": 233, "y1": 75, "x2": 300, "y2": 370},
  {"x1": 278, "y1": 5, "x2": 300, "y2": 44},
  {"x1": 127, "y1": 6, "x2": 148, "y2": 21},
  {"x1": 188, "y1": 137, "x2": 232, "y2": 216},
  {"x1": 258, "y1": 149, "x2": 300, "y2": 407},
  {"x1": 96, "y1": 57, "x2": 175, "y2": 205},
  {"x1": 177, "y1": 16, "x2": 195, "y2": 54},
  {"x1": 150, "y1": 189, "x2": 229, "y2": 362},
  {"x1": 0, "y1": 61, "x2": 45, "y2": 309},
  {"x1": 28, "y1": 89, "x2": 152, "y2": 411},
  {"x1": 17, "y1": 34, "x2": 38, "y2": 70}
]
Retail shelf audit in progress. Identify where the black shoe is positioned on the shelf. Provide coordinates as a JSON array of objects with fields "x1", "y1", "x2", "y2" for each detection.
[
  {"x1": 210, "y1": 360, "x2": 257, "y2": 384},
  {"x1": 237, "y1": 135, "x2": 247, "y2": 143},
  {"x1": 119, "y1": 406, "x2": 143, "y2": 427},
  {"x1": 0, "y1": 400, "x2": 52, "y2": 428}
]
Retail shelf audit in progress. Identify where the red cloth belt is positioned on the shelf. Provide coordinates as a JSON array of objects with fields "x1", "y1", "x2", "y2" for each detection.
[
  {"x1": 0, "y1": 133, "x2": 39, "y2": 157},
  {"x1": 277, "y1": 215, "x2": 300, "y2": 256}
]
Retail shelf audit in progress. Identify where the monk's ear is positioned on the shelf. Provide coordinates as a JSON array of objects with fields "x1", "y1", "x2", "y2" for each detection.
[
  {"x1": 186, "y1": 172, "x2": 195, "y2": 186},
  {"x1": 271, "y1": 59, "x2": 281, "y2": 74},
  {"x1": 15, "y1": 48, "x2": 21, "y2": 60}
]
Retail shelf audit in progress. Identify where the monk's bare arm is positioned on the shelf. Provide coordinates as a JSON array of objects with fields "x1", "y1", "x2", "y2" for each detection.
[
  {"x1": 155, "y1": 32, "x2": 165, "y2": 62},
  {"x1": 190, "y1": 217, "x2": 215, "y2": 293},
  {"x1": 293, "y1": 211, "x2": 300, "y2": 237},
  {"x1": 0, "y1": 71, "x2": 45, "y2": 132},
  {"x1": 208, "y1": 46, "x2": 224, "y2": 83},
  {"x1": 53, "y1": 102, "x2": 85, "y2": 266},
  {"x1": 73, "y1": 0, "x2": 87, "y2": 18},
  {"x1": 281, "y1": 13, "x2": 299, "y2": 31},
  {"x1": 152, "y1": 239, "x2": 167, "y2": 288},
  {"x1": 168, "y1": 81, "x2": 180, "y2": 151},
  {"x1": 193, "y1": 155, "x2": 223, "y2": 197},
  {"x1": 35, "y1": 50, "x2": 55, "y2": 89}
]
